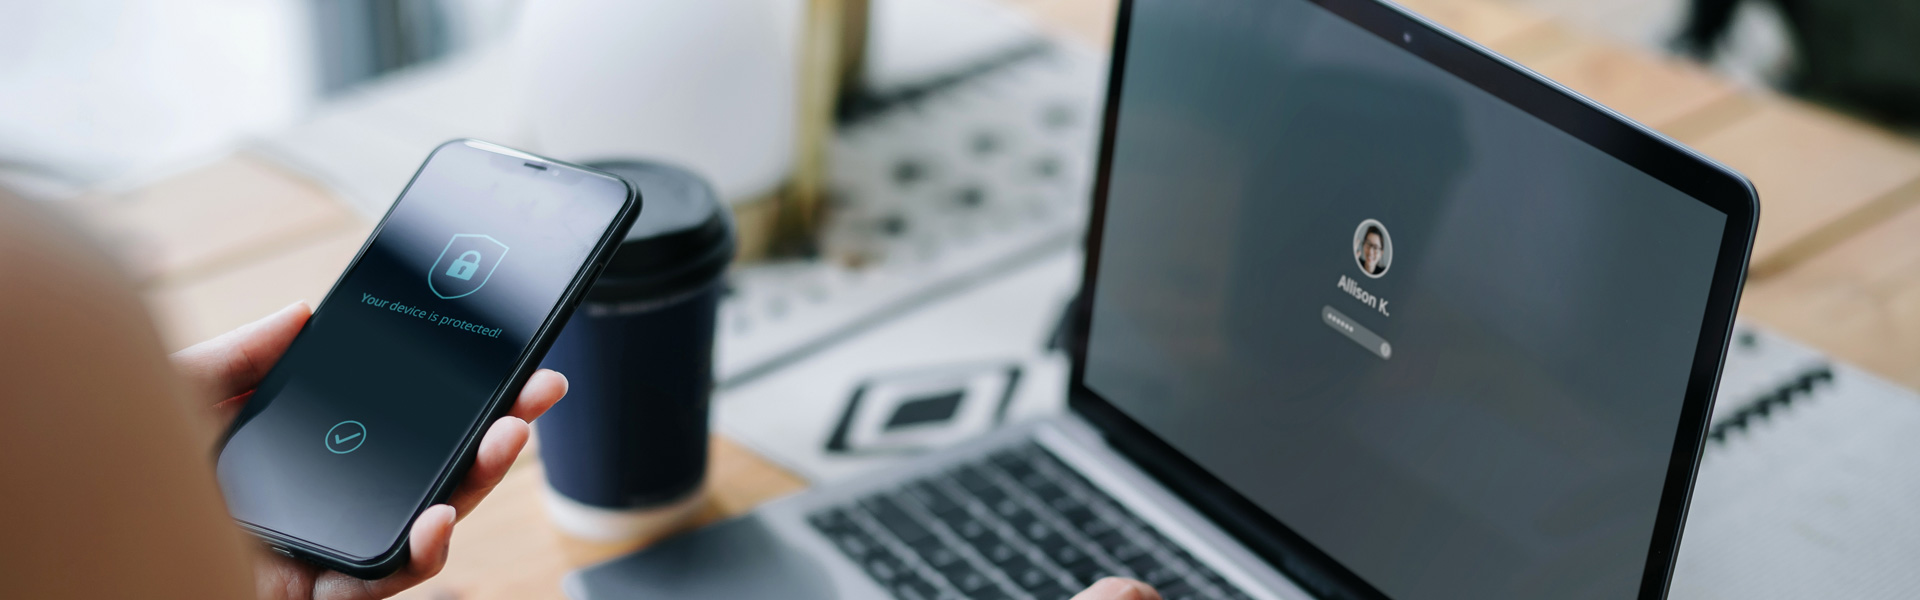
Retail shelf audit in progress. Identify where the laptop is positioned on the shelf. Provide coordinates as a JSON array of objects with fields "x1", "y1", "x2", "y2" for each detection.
[{"x1": 569, "y1": 0, "x2": 1759, "y2": 598}]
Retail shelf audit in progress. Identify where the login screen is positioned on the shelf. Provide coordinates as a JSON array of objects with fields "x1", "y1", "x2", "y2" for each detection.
[
  {"x1": 216, "y1": 142, "x2": 630, "y2": 559},
  {"x1": 1082, "y1": 1, "x2": 1729, "y2": 598}
]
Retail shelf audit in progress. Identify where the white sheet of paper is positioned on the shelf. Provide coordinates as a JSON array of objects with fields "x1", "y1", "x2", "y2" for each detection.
[
  {"x1": 1672, "y1": 328, "x2": 1920, "y2": 599},
  {"x1": 714, "y1": 249, "x2": 1080, "y2": 483}
]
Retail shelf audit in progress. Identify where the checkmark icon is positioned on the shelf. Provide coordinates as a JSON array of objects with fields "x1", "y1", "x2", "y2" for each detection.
[{"x1": 325, "y1": 420, "x2": 367, "y2": 454}]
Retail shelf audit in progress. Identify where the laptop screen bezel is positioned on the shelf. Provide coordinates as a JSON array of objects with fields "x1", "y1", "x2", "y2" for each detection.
[{"x1": 1066, "y1": 0, "x2": 1760, "y2": 598}]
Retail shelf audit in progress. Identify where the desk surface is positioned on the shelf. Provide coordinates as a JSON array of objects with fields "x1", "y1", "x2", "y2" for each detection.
[{"x1": 59, "y1": 0, "x2": 1920, "y2": 597}]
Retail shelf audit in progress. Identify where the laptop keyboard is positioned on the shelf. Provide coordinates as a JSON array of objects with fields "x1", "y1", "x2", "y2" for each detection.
[{"x1": 808, "y1": 442, "x2": 1257, "y2": 600}]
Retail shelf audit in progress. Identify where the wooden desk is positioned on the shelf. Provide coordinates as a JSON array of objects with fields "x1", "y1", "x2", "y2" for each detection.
[
  {"x1": 52, "y1": 0, "x2": 1919, "y2": 597},
  {"x1": 1739, "y1": 202, "x2": 1920, "y2": 391}
]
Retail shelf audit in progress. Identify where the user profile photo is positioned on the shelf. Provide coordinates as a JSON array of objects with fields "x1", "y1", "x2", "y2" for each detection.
[{"x1": 1352, "y1": 219, "x2": 1393, "y2": 278}]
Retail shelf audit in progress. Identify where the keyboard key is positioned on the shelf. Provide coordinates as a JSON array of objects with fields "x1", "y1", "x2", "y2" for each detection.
[
  {"x1": 1117, "y1": 514, "x2": 1157, "y2": 536},
  {"x1": 811, "y1": 511, "x2": 881, "y2": 560},
  {"x1": 889, "y1": 572, "x2": 940, "y2": 600},
  {"x1": 971, "y1": 484, "x2": 1011, "y2": 507},
  {"x1": 1060, "y1": 506, "x2": 1102, "y2": 531},
  {"x1": 969, "y1": 585, "x2": 1018, "y2": 600},
  {"x1": 1016, "y1": 517, "x2": 1062, "y2": 546},
  {"x1": 1139, "y1": 564, "x2": 1184, "y2": 589},
  {"x1": 1039, "y1": 538, "x2": 1088, "y2": 566},
  {"x1": 977, "y1": 538, "x2": 1023, "y2": 566},
  {"x1": 863, "y1": 552, "x2": 910, "y2": 584},
  {"x1": 829, "y1": 531, "x2": 876, "y2": 559},
  {"x1": 1122, "y1": 554, "x2": 1160, "y2": 576},
  {"x1": 1035, "y1": 477, "x2": 1078, "y2": 503},
  {"x1": 954, "y1": 467, "x2": 1012, "y2": 506},
  {"x1": 954, "y1": 466, "x2": 998, "y2": 495},
  {"x1": 865, "y1": 495, "x2": 933, "y2": 545},
  {"x1": 1157, "y1": 580, "x2": 1201, "y2": 600},
  {"x1": 908, "y1": 481, "x2": 963, "y2": 515},
  {"x1": 993, "y1": 497, "x2": 1028, "y2": 519},
  {"x1": 989, "y1": 446, "x2": 1037, "y2": 476},
  {"x1": 809, "y1": 508, "x2": 856, "y2": 532},
  {"x1": 1091, "y1": 529, "x2": 1130, "y2": 550},
  {"x1": 1170, "y1": 548, "x2": 1202, "y2": 570},
  {"x1": 1112, "y1": 540, "x2": 1150, "y2": 563},
  {"x1": 1045, "y1": 492, "x2": 1081, "y2": 512},
  {"x1": 1027, "y1": 583, "x2": 1074, "y2": 600},
  {"x1": 1024, "y1": 477, "x2": 1068, "y2": 502},
  {"x1": 1005, "y1": 513, "x2": 1041, "y2": 536},
  {"x1": 995, "y1": 554, "x2": 1042, "y2": 585},
  {"x1": 1063, "y1": 558, "x2": 1118, "y2": 586},
  {"x1": 948, "y1": 516, "x2": 992, "y2": 540},
  {"x1": 938, "y1": 562, "x2": 994, "y2": 593},
  {"x1": 1010, "y1": 561, "x2": 1057, "y2": 591},
  {"x1": 916, "y1": 543, "x2": 966, "y2": 569},
  {"x1": 1188, "y1": 564, "x2": 1229, "y2": 586}
]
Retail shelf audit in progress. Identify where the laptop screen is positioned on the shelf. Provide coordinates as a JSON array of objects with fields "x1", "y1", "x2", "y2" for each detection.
[{"x1": 1080, "y1": 1, "x2": 1729, "y2": 598}]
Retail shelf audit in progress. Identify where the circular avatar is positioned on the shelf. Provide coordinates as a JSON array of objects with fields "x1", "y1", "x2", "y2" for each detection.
[{"x1": 1353, "y1": 219, "x2": 1393, "y2": 278}]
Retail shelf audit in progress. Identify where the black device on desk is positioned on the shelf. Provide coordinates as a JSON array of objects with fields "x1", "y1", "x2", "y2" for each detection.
[
  {"x1": 570, "y1": 0, "x2": 1759, "y2": 598},
  {"x1": 215, "y1": 140, "x2": 641, "y2": 578}
]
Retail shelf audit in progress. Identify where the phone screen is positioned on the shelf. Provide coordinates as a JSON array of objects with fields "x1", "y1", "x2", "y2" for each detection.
[{"x1": 216, "y1": 141, "x2": 632, "y2": 559}]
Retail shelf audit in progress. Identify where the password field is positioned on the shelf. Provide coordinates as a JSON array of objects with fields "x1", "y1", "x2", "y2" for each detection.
[{"x1": 1322, "y1": 305, "x2": 1392, "y2": 360}]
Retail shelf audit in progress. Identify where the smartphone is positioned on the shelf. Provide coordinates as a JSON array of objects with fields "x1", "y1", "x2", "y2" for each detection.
[{"x1": 214, "y1": 140, "x2": 641, "y2": 578}]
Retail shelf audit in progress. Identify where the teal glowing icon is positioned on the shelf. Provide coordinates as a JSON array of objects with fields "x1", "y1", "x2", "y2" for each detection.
[
  {"x1": 429, "y1": 234, "x2": 507, "y2": 299},
  {"x1": 326, "y1": 420, "x2": 367, "y2": 454},
  {"x1": 446, "y1": 251, "x2": 482, "y2": 280}
]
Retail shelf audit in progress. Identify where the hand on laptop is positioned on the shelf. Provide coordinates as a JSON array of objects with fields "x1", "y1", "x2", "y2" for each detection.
[
  {"x1": 1074, "y1": 577, "x2": 1162, "y2": 600},
  {"x1": 173, "y1": 302, "x2": 570, "y2": 600}
]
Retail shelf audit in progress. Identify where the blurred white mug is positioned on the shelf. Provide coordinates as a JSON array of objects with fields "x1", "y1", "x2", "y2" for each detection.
[{"x1": 514, "y1": 0, "x2": 801, "y2": 203}]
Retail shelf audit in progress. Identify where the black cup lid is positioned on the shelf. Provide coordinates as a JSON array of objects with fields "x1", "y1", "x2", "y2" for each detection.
[{"x1": 584, "y1": 161, "x2": 735, "y2": 302}]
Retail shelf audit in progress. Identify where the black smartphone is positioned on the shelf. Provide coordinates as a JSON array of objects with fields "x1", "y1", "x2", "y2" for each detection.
[{"x1": 214, "y1": 140, "x2": 641, "y2": 578}]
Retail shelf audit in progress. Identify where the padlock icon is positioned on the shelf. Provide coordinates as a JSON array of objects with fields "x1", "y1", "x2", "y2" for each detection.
[{"x1": 446, "y1": 251, "x2": 482, "y2": 280}]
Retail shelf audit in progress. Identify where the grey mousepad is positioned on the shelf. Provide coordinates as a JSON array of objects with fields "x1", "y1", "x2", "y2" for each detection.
[{"x1": 566, "y1": 515, "x2": 837, "y2": 599}]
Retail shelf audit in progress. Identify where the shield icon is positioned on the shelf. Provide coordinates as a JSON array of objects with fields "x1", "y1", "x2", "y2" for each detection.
[{"x1": 429, "y1": 234, "x2": 508, "y2": 300}]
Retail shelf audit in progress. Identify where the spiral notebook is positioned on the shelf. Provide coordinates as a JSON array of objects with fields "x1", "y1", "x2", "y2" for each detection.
[{"x1": 1669, "y1": 326, "x2": 1920, "y2": 599}]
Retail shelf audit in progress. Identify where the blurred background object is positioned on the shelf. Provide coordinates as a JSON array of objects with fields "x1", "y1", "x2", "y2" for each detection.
[
  {"x1": 515, "y1": 0, "x2": 798, "y2": 226},
  {"x1": 310, "y1": 0, "x2": 507, "y2": 95},
  {"x1": 1509, "y1": 0, "x2": 1920, "y2": 128},
  {"x1": 1673, "y1": 0, "x2": 1920, "y2": 127},
  {"x1": 1489, "y1": 0, "x2": 1792, "y2": 89},
  {"x1": 0, "y1": 0, "x2": 528, "y2": 199},
  {"x1": 0, "y1": 0, "x2": 312, "y2": 197}
]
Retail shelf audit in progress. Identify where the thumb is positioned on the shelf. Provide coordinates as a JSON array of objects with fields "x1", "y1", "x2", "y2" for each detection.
[
  {"x1": 1073, "y1": 577, "x2": 1162, "y2": 600},
  {"x1": 172, "y1": 301, "x2": 311, "y2": 402}
]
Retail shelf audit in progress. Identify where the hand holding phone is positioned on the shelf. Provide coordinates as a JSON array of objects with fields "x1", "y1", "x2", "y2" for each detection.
[
  {"x1": 177, "y1": 302, "x2": 569, "y2": 596},
  {"x1": 213, "y1": 140, "x2": 641, "y2": 578}
]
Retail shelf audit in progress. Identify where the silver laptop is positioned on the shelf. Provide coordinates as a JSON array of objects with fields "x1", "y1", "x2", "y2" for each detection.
[{"x1": 569, "y1": 0, "x2": 1760, "y2": 598}]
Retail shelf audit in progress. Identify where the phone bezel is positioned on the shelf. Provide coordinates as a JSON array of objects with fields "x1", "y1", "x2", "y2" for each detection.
[{"x1": 216, "y1": 139, "x2": 642, "y2": 578}]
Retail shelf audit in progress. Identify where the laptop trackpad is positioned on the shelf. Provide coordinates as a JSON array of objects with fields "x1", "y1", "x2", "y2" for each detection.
[{"x1": 565, "y1": 515, "x2": 837, "y2": 599}]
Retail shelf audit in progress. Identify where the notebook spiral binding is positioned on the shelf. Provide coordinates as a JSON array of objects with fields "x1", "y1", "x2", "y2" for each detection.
[{"x1": 1706, "y1": 364, "x2": 1836, "y2": 444}]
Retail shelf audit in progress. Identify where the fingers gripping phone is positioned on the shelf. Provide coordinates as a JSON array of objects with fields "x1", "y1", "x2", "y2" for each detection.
[{"x1": 215, "y1": 140, "x2": 641, "y2": 578}]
